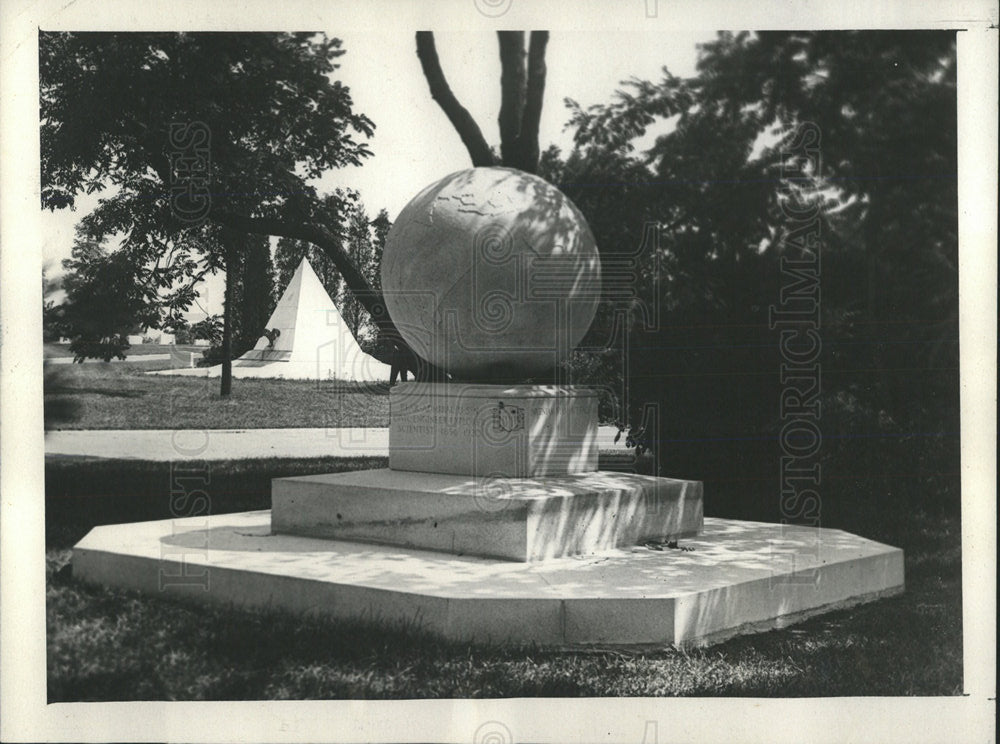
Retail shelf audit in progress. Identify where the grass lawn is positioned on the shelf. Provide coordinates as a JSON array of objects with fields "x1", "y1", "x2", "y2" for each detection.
[
  {"x1": 45, "y1": 361, "x2": 391, "y2": 429},
  {"x1": 45, "y1": 456, "x2": 963, "y2": 700}
]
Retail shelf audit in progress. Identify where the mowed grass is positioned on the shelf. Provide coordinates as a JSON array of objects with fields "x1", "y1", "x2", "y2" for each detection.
[
  {"x1": 44, "y1": 361, "x2": 391, "y2": 429},
  {"x1": 45, "y1": 455, "x2": 962, "y2": 699}
]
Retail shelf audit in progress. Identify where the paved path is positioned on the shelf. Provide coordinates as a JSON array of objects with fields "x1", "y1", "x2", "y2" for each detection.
[
  {"x1": 46, "y1": 353, "x2": 195, "y2": 366},
  {"x1": 45, "y1": 426, "x2": 630, "y2": 461}
]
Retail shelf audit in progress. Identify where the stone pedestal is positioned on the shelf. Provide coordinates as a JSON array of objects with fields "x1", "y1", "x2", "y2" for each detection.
[
  {"x1": 388, "y1": 383, "x2": 599, "y2": 478},
  {"x1": 273, "y1": 383, "x2": 701, "y2": 562},
  {"x1": 272, "y1": 468, "x2": 703, "y2": 562},
  {"x1": 69, "y1": 170, "x2": 905, "y2": 649},
  {"x1": 70, "y1": 382, "x2": 906, "y2": 648}
]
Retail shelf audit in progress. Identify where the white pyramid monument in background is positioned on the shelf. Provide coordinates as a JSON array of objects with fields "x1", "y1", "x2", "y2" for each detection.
[{"x1": 153, "y1": 258, "x2": 392, "y2": 381}]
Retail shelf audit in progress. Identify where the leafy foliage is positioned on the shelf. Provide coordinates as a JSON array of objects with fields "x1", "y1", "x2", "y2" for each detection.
[
  {"x1": 340, "y1": 204, "x2": 390, "y2": 342},
  {"x1": 189, "y1": 315, "x2": 223, "y2": 344},
  {"x1": 556, "y1": 31, "x2": 959, "y2": 516},
  {"x1": 59, "y1": 231, "x2": 164, "y2": 362},
  {"x1": 40, "y1": 32, "x2": 373, "y2": 225},
  {"x1": 40, "y1": 31, "x2": 375, "y2": 367}
]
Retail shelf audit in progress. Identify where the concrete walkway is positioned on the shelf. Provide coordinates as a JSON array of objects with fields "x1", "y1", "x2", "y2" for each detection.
[
  {"x1": 45, "y1": 426, "x2": 630, "y2": 461},
  {"x1": 46, "y1": 352, "x2": 196, "y2": 366}
]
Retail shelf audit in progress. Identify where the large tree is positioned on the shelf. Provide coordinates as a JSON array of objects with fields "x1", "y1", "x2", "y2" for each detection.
[
  {"x1": 558, "y1": 31, "x2": 958, "y2": 520},
  {"x1": 40, "y1": 31, "x2": 379, "y2": 391}
]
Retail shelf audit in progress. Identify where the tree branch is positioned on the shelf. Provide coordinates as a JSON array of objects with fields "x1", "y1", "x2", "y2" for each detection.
[
  {"x1": 211, "y1": 209, "x2": 433, "y2": 376},
  {"x1": 415, "y1": 31, "x2": 495, "y2": 168},
  {"x1": 176, "y1": 261, "x2": 216, "y2": 295},
  {"x1": 516, "y1": 31, "x2": 549, "y2": 174},
  {"x1": 212, "y1": 210, "x2": 388, "y2": 326},
  {"x1": 497, "y1": 31, "x2": 527, "y2": 167},
  {"x1": 132, "y1": 107, "x2": 428, "y2": 374}
]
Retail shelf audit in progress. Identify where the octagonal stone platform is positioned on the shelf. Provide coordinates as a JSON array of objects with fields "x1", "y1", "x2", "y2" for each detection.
[{"x1": 72, "y1": 511, "x2": 904, "y2": 647}]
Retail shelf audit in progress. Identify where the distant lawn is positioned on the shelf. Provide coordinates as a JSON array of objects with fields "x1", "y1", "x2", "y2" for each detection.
[{"x1": 44, "y1": 362, "x2": 391, "y2": 429}]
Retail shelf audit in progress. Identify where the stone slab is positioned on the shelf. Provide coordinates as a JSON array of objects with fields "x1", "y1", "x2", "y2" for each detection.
[
  {"x1": 271, "y1": 468, "x2": 703, "y2": 561},
  {"x1": 72, "y1": 512, "x2": 905, "y2": 648},
  {"x1": 389, "y1": 383, "x2": 599, "y2": 477}
]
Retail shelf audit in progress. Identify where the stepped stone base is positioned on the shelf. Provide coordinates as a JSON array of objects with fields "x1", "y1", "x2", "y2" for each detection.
[
  {"x1": 272, "y1": 468, "x2": 703, "y2": 562},
  {"x1": 72, "y1": 513, "x2": 905, "y2": 648}
]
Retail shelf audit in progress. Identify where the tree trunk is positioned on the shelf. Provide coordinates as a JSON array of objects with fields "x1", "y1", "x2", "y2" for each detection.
[
  {"x1": 239, "y1": 234, "x2": 274, "y2": 351},
  {"x1": 517, "y1": 31, "x2": 549, "y2": 173},
  {"x1": 220, "y1": 232, "x2": 235, "y2": 397},
  {"x1": 496, "y1": 30, "x2": 548, "y2": 173},
  {"x1": 415, "y1": 32, "x2": 495, "y2": 168},
  {"x1": 498, "y1": 32, "x2": 527, "y2": 167}
]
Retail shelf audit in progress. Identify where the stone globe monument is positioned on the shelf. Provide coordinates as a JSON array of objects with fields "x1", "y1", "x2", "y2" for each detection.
[
  {"x1": 381, "y1": 166, "x2": 601, "y2": 381},
  {"x1": 72, "y1": 167, "x2": 904, "y2": 652}
]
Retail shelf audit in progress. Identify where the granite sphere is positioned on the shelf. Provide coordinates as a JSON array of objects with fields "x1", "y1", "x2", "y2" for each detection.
[{"x1": 381, "y1": 167, "x2": 602, "y2": 380}]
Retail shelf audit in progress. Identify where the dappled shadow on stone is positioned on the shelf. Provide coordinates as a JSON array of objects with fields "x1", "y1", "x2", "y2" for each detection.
[{"x1": 157, "y1": 514, "x2": 897, "y2": 605}]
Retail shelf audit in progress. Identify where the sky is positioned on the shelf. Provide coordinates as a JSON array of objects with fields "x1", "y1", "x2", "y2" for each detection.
[{"x1": 41, "y1": 29, "x2": 711, "y2": 318}]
